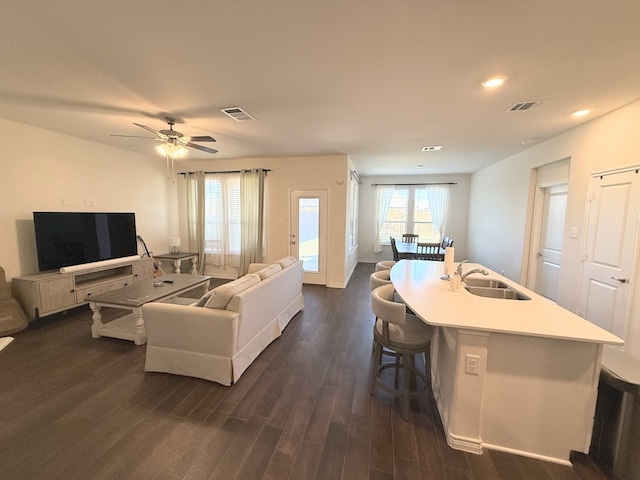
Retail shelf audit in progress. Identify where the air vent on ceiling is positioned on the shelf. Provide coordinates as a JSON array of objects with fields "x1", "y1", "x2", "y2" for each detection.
[
  {"x1": 507, "y1": 100, "x2": 544, "y2": 112},
  {"x1": 220, "y1": 106, "x2": 256, "y2": 122},
  {"x1": 421, "y1": 145, "x2": 443, "y2": 152}
]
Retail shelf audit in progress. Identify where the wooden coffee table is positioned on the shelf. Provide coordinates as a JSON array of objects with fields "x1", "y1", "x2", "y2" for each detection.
[{"x1": 87, "y1": 273, "x2": 211, "y2": 345}]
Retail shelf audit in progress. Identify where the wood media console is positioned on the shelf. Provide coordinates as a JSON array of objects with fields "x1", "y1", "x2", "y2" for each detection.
[{"x1": 12, "y1": 257, "x2": 155, "y2": 320}]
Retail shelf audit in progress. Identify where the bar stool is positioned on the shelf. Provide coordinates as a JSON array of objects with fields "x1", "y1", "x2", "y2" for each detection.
[
  {"x1": 375, "y1": 260, "x2": 396, "y2": 272},
  {"x1": 369, "y1": 283, "x2": 433, "y2": 420},
  {"x1": 370, "y1": 269, "x2": 392, "y2": 290}
]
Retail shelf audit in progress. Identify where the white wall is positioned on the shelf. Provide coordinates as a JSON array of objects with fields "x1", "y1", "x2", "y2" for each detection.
[
  {"x1": 176, "y1": 154, "x2": 351, "y2": 287},
  {"x1": 344, "y1": 157, "x2": 360, "y2": 284},
  {"x1": 468, "y1": 99, "x2": 640, "y2": 360},
  {"x1": 1, "y1": 118, "x2": 172, "y2": 281},
  {"x1": 358, "y1": 173, "x2": 471, "y2": 264},
  {"x1": 1, "y1": 118, "x2": 353, "y2": 289}
]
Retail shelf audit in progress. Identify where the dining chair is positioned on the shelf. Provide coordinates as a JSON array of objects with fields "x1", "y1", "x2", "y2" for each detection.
[
  {"x1": 401, "y1": 233, "x2": 419, "y2": 243},
  {"x1": 417, "y1": 242, "x2": 443, "y2": 261},
  {"x1": 390, "y1": 237, "x2": 400, "y2": 262},
  {"x1": 441, "y1": 236, "x2": 454, "y2": 249},
  {"x1": 369, "y1": 283, "x2": 433, "y2": 420}
]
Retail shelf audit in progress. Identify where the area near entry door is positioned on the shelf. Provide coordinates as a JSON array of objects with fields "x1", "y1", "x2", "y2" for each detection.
[
  {"x1": 289, "y1": 189, "x2": 328, "y2": 285},
  {"x1": 579, "y1": 168, "x2": 640, "y2": 340}
]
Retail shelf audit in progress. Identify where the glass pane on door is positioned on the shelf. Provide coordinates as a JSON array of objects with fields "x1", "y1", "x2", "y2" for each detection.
[{"x1": 298, "y1": 197, "x2": 319, "y2": 272}]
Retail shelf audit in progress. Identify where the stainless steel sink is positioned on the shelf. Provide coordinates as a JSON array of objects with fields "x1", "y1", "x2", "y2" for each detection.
[
  {"x1": 464, "y1": 286, "x2": 531, "y2": 300},
  {"x1": 463, "y1": 277, "x2": 509, "y2": 289}
]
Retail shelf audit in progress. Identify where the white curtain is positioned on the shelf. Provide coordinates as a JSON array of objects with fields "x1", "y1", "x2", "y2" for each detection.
[
  {"x1": 186, "y1": 170, "x2": 267, "y2": 276},
  {"x1": 424, "y1": 185, "x2": 449, "y2": 240},
  {"x1": 185, "y1": 171, "x2": 206, "y2": 274},
  {"x1": 239, "y1": 169, "x2": 266, "y2": 276},
  {"x1": 373, "y1": 185, "x2": 394, "y2": 253}
]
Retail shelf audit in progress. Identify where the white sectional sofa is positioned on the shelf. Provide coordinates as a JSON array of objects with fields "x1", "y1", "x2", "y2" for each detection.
[{"x1": 142, "y1": 257, "x2": 304, "y2": 385}]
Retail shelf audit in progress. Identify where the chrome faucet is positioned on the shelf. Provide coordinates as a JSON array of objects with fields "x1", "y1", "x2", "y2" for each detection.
[
  {"x1": 455, "y1": 259, "x2": 469, "y2": 276},
  {"x1": 460, "y1": 266, "x2": 489, "y2": 281}
]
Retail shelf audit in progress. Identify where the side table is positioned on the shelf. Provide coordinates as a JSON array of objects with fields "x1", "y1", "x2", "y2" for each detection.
[{"x1": 154, "y1": 252, "x2": 199, "y2": 274}]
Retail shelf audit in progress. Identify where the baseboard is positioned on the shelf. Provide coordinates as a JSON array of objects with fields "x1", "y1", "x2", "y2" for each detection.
[
  {"x1": 0, "y1": 337, "x2": 14, "y2": 352},
  {"x1": 481, "y1": 442, "x2": 573, "y2": 467}
]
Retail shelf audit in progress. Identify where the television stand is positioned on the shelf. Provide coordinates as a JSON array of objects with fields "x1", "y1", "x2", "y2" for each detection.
[{"x1": 12, "y1": 257, "x2": 155, "y2": 320}]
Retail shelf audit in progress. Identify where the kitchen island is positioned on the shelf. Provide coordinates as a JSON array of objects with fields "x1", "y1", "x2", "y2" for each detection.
[{"x1": 390, "y1": 260, "x2": 623, "y2": 465}]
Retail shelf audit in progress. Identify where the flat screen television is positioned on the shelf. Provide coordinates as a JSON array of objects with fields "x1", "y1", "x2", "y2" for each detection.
[{"x1": 33, "y1": 212, "x2": 138, "y2": 272}]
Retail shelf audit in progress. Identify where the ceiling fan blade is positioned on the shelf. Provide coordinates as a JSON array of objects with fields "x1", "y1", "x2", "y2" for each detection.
[
  {"x1": 186, "y1": 142, "x2": 218, "y2": 154},
  {"x1": 134, "y1": 122, "x2": 164, "y2": 137},
  {"x1": 188, "y1": 135, "x2": 216, "y2": 143},
  {"x1": 110, "y1": 134, "x2": 156, "y2": 139}
]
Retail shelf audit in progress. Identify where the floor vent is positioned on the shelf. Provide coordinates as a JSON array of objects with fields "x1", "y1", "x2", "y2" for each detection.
[
  {"x1": 507, "y1": 100, "x2": 544, "y2": 112},
  {"x1": 220, "y1": 107, "x2": 256, "y2": 122}
]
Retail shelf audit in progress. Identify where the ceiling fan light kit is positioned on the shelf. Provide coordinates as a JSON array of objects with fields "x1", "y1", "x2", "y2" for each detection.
[
  {"x1": 113, "y1": 116, "x2": 218, "y2": 159},
  {"x1": 155, "y1": 142, "x2": 188, "y2": 158}
]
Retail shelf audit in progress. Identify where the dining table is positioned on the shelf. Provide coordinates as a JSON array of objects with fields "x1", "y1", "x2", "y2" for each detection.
[{"x1": 394, "y1": 241, "x2": 419, "y2": 259}]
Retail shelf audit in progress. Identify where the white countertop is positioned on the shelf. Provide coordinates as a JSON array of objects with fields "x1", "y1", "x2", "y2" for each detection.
[
  {"x1": 390, "y1": 260, "x2": 624, "y2": 345},
  {"x1": 602, "y1": 346, "x2": 640, "y2": 385}
]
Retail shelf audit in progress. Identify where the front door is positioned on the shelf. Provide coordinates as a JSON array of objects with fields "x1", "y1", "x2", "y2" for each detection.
[
  {"x1": 290, "y1": 189, "x2": 328, "y2": 285},
  {"x1": 579, "y1": 168, "x2": 640, "y2": 340}
]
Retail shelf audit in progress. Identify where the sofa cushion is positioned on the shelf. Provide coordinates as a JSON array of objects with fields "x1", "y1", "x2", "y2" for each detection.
[
  {"x1": 254, "y1": 263, "x2": 282, "y2": 280},
  {"x1": 277, "y1": 256, "x2": 297, "y2": 269},
  {"x1": 205, "y1": 274, "x2": 261, "y2": 309}
]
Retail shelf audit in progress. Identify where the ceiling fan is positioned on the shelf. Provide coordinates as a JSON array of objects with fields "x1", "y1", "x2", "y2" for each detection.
[{"x1": 112, "y1": 116, "x2": 218, "y2": 157}]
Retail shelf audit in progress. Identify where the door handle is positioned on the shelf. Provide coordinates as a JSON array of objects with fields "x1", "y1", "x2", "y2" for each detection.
[{"x1": 611, "y1": 276, "x2": 629, "y2": 284}]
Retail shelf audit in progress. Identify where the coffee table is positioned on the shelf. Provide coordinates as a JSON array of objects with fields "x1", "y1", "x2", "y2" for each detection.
[{"x1": 87, "y1": 273, "x2": 211, "y2": 345}]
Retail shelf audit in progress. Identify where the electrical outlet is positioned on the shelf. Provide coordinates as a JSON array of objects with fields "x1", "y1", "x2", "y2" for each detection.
[{"x1": 465, "y1": 354, "x2": 481, "y2": 375}]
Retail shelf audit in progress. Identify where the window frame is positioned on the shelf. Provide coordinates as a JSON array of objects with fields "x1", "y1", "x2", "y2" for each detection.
[{"x1": 378, "y1": 186, "x2": 439, "y2": 245}]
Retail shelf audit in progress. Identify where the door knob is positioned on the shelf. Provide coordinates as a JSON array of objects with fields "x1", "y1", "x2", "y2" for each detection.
[
  {"x1": 536, "y1": 252, "x2": 544, "y2": 258},
  {"x1": 611, "y1": 276, "x2": 629, "y2": 284}
]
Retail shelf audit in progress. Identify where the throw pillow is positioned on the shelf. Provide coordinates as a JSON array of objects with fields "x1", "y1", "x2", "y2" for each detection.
[
  {"x1": 205, "y1": 273, "x2": 260, "y2": 309},
  {"x1": 194, "y1": 289, "x2": 214, "y2": 307},
  {"x1": 254, "y1": 263, "x2": 282, "y2": 280},
  {"x1": 277, "y1": 256, "x2": 297, "y2": 269}
]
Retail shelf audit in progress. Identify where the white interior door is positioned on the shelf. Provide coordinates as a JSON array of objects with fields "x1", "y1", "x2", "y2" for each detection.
[
  {"x1": 290, "y1": 190, "x2": 328, "y2": 285},
  {"x1": 534, "y1": 184, "x2": 568, "y2": 301},
  {"x1": 579, "y1": 169, "x2": 640, "y2": 340}
]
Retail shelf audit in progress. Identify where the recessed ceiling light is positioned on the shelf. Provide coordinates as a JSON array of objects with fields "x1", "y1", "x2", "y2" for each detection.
[
  {"x1": 416, "y1": 164, "x2": 425, "y2": 168},
  {"x1": 421, "y1": 145, "x2": 442, "y2": 152},
  {"x1": 572, "y1": 109, "x2": 592, "y2": 117},
  {"x1": 481, "y1": 76, "x2": 506, "y2": 88}
]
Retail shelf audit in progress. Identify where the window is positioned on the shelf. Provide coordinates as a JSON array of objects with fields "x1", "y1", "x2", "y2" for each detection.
[
  {"x1": 378, "y1": 186, "x2": 442, "y2": 244},
  {"x1": 203, "y1": 173, "x2": 241, "y2": 265}
]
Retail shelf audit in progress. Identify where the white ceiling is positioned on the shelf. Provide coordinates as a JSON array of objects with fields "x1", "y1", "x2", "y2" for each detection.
[{"x1": 2, "y1": 1, "x2": 640, "y2": 175}]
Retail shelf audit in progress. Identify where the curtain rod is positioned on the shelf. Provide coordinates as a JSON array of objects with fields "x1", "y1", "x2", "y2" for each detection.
[
  {"x1": 370, "y1": 182, "x2": 457, "y2": 186},
  {"x1": 178, "y1": 168, "x2": 271, "y2": 176}
]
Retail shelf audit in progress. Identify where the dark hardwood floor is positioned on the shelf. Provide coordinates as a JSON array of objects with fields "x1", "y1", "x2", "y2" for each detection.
[{"x1": 0, "y1": 263, "x2": 614, "y2": 480}]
